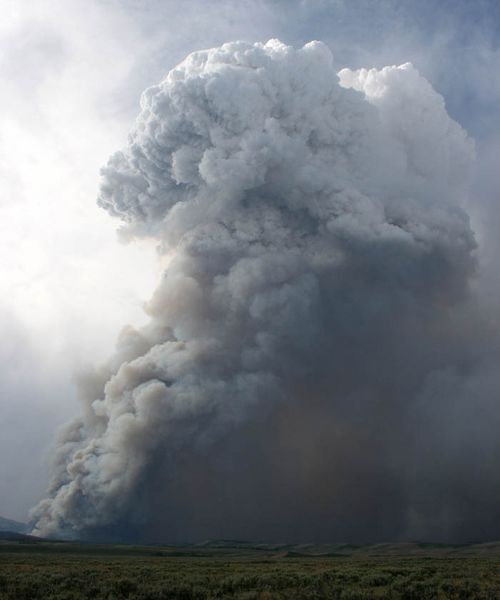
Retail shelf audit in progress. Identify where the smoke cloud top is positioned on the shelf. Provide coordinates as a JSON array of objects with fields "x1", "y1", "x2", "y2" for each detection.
[{"x1": 31, "y1": 40, "x2": 499, "y2": 543}]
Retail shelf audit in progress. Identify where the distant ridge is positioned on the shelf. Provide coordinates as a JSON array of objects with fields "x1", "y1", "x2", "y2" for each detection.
[
  {"x1": 0, "y1": 515, "x2": 28, "y2": 534},
  {"x1": 0, "y1": 531, "x2": 45, "y2": 543},
  {"x1": 189, "y1": 540, "x2": 500, "y2": 557}
]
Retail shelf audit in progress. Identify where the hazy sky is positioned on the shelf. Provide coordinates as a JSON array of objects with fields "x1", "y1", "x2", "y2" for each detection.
[{"x1": 1, "y1": 0, "x2": 500, "y2": 524}]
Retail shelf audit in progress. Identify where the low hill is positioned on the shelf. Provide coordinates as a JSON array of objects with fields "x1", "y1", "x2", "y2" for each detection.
[
  {"x1": 0, "y1": 531, "x2": 44, "y2": 543},
  {"x1": 0, "y1": 516, "x2": 28, "y2": 534}
]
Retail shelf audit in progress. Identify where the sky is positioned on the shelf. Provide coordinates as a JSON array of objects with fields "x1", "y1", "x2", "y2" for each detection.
[{"x1": 1, "y1": 0, "x2": 500, "y2": 533}]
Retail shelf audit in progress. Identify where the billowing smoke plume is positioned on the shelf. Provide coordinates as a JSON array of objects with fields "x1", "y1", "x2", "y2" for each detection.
[{"x1": 31, "y1": 40, "x2": 500, "y2": 543}]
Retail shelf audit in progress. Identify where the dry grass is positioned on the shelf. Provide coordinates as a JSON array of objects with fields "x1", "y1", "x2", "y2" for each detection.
[{"x1": 1, "y1": 541, "x2": 499, "y2": 599}]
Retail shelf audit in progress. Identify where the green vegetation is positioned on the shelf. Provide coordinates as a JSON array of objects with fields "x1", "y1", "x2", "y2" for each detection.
[{"x1": 1, "y1": 540, "x2": 499, "y2": 599}]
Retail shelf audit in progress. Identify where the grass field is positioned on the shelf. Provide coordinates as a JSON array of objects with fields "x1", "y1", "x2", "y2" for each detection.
[{"x1": 1, "y1": 539, "x2": 500, "y2": 599}]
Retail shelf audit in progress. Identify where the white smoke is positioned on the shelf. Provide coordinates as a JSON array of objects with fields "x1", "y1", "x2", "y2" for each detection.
[{"x1": 32, "y1": 40, "x2": 482, "y2": 541}]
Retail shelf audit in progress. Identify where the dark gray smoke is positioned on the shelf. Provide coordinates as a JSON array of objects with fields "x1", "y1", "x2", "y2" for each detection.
[{"x1": 31, "y1": 40, "x2": 500, "y2": 543}]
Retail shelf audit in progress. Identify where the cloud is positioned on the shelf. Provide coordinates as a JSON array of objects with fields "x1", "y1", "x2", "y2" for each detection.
[
  {"x1": 31, "y1": 39, "x2": 497, "y2": 543},
  {"x1": 1, "y1": 0, "x2": 499, "y2": 539}
]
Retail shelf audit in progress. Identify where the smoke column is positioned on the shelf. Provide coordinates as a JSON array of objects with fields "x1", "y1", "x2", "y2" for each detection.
[{"x1": 32, "y1": 40, "x2": 500, "y2": 543}]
